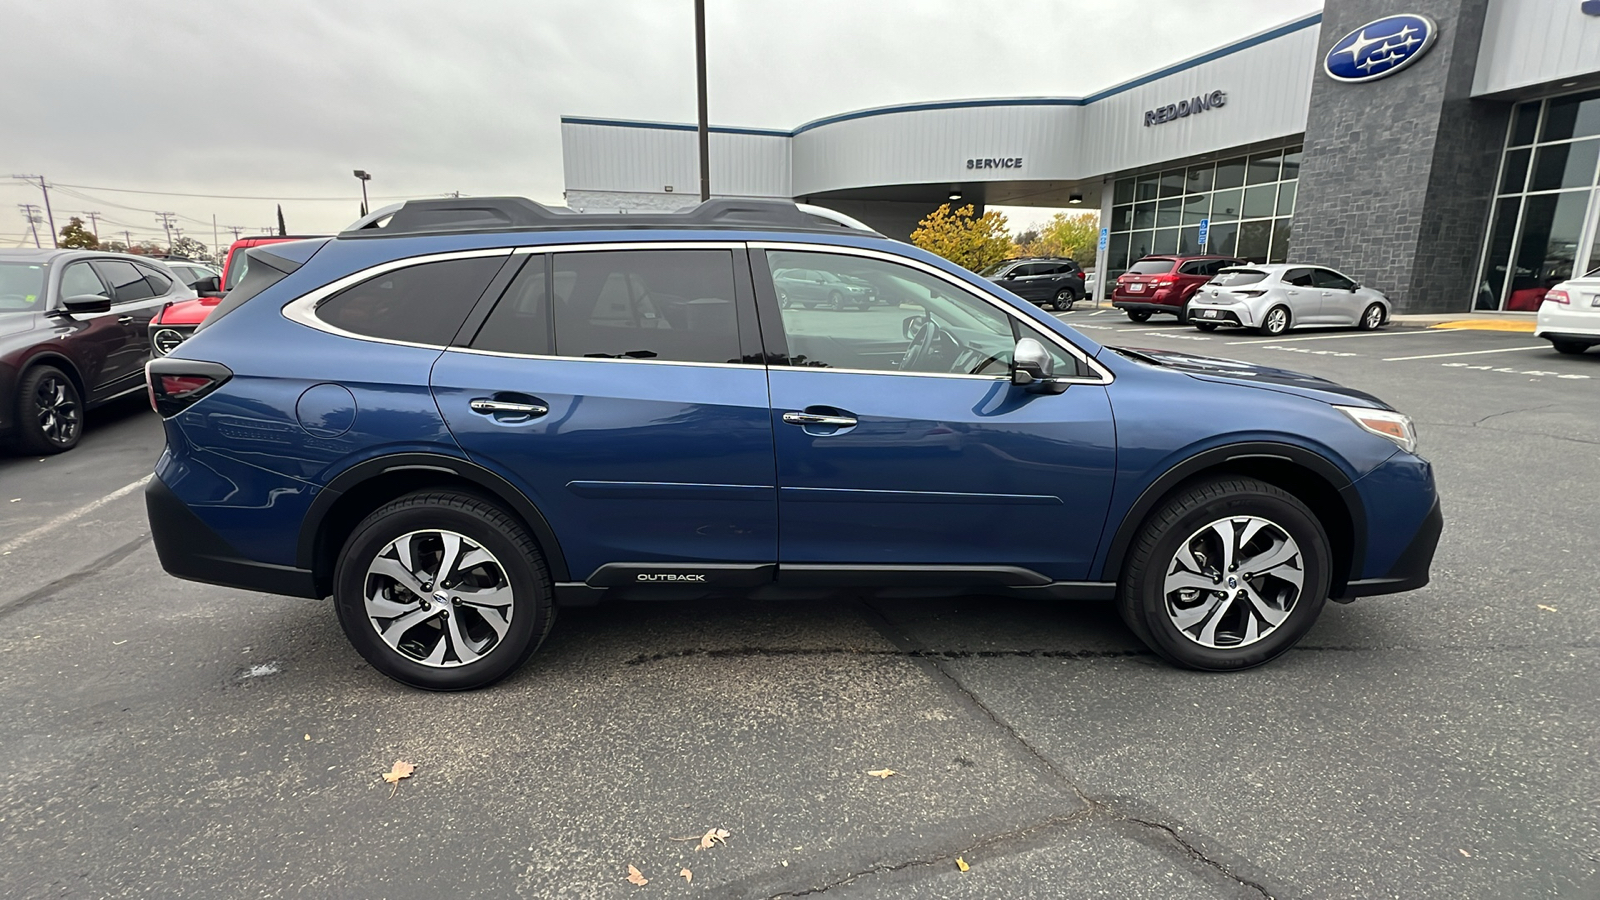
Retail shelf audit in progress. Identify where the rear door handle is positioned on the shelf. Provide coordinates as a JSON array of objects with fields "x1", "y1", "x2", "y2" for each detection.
[
  {"x1": 782, "y1": 411, "x2": 857, "y2": 427},
  {"x1": 470, "y1": 399, "x2": 548, "y2": 416}
]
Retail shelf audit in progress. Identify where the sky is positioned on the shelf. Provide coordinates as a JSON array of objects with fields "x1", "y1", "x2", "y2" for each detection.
[{"x1": 1, "y1": 0, "x2": 1320, "y2": 249}]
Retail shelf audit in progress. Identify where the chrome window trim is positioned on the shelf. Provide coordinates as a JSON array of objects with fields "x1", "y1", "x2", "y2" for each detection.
[
  {"x1": 446, "y1": 347, "x2": 759, "y2": 370},
  {"x1": 751, "y1": 241, "x2": 1114, "y2": 385}
]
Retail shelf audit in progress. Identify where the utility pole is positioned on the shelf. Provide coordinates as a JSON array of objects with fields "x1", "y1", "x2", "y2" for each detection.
[
  {"x1": 212, "y1": 214, "x2": 219, "y2": 253},
  {"x1": 694, "y1": 0, "x2": 710, "y2": 202},
  {"x1": 155, "y1": 211, "x2": 177, "y2": 251},
  {"x1": 353, "y1": 170, "x2": 372, "y2": 216},
  {"x1": 82, "y1": 211, "x2": 102, "y2": 239},
  {"x1": 123, "y1": 230, "x2": 132, "y2": 248},
  {"x1": 11, "y1": 175, "x2": 57, "y2": 247},
  {"x1": 17, "y1": 203, "x2": 42, "y2": 248},
  {"x1": 227, "y1": 225, "x2": 245, "y2": 241}
]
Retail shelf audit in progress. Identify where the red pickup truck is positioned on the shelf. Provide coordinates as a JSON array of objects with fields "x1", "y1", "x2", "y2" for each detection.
[{"x1": 148, "y1": 235, "x2": 322, "y2": 355}]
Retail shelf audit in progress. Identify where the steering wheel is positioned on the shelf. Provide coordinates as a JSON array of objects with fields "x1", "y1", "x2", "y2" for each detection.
[{"x1": 899, "y1": 316, "x2": 942, "y2": 372}]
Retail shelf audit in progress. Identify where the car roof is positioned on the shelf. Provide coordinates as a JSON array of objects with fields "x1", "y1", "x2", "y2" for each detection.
[
  {"x1": 338, "y1": 196, "x2": 884, "y2": 240},
  {"x1": 0, "y1": 248, "x2": 169, "y2": 264}
]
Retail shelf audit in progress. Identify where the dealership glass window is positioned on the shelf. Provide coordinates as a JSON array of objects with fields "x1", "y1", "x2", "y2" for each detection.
[
  {"x1": 1106, "y1": 143, "x2": 1299, "y2": 275},
  {"x1": 1135, "y1": 174, "x2": 1159, "y2": 202},
  {"x1": 1477, "y1": 92, "x2": 1600, "y2": 310},
  {"x1": 1114, "y1": 179, "x2": 1135, "y2": 205},
  {"x1": 1159, "y1": 171, "x2": 1186, "y2": 197},
  {"x1": 1107, "y1": 232, "x2": 1131, "y2": 272}
]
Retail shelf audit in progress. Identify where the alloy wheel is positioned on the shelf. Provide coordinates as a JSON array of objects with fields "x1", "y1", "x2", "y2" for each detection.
[
  {"x1": 34, "y1": 374, "x2": 80, "y2": 447},
  {"x1": 1161, "y1": 515, "x2": 1304, "y2": 649},
  {"x1": 1264, "y1": 307, "x2": 1288, "y2": 334},
  {"x1": 1364, "y1": 305, "x2": 1383, "y2": 329},
  {"x1": 363, "y1": 529, "x2": 515, "y2": 667}
]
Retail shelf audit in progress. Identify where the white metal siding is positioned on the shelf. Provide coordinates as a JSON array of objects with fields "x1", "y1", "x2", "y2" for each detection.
[
  {"x1": 561, "y1": 122, "x2": 789, "y2": 198},
  {"x1": 1474, "y1": 0, "x2": 1600, "y2": 97}
]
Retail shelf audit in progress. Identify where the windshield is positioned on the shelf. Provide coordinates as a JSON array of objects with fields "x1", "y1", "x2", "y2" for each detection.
[
  {"x1": 0, "y1": 262, "x2": 47, "y2": 312},
  {"x1": 977, "y1": 261, "x2": 1015, "y2": 277},
  {"x1": 1211, "y1": 269, "x2": 1269, "y2": 286},
  {"x1": 1126, "y1": 259, "x2": 1175, "y2": 275},
  {"x1": 224, "y1": 249, "x2": 250, "y2": 290}
]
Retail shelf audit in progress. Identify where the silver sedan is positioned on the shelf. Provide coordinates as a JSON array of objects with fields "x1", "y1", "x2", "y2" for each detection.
[{"x1": 1187, "y1": 264, "x2": 1391, "y2": 336}]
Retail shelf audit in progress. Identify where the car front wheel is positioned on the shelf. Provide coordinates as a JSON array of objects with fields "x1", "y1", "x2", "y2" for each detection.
[
  {"x1": 1117, "y1": 477, "x2": 1331, "y2": 671},
  {"x1": 334, "y1": 491, "x2": 555, "y2": 690},
  {"x1": 1551, "y1": 340, "x2": 1588, "y2": 355},
  {"x1": 1358, "y1": 303, "x2": 1385, "y2": 331},
  {"x1": 1194, "y1": 322, "x2": 1219, "y2": 332},
  {"x1": 15, "y1": 365, "x2": 83, "y2": 454}
]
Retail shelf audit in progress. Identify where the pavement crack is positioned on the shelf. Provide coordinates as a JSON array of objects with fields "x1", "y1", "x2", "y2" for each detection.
[
  {"x1": 0, "y1": 532, "x2": 151, "y2": 622},
  {"x1": 1123, "y1": 815, "x2": 1273, "y2": 899},
  {"x1": 1472, "y1": 403, "x2": 1557, "y2": 426}
]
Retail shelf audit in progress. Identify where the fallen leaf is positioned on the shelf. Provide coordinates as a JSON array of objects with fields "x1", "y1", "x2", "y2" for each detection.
[
  {"x1": 381, "y1": 760, "x2": 415, "y2": 784},
  {"x1": 1459, "y1": 849, "x2": 1471, "y2": 858},
  {"x1": 867, "y1": 768, "x2": 897, "y2": 778},
  {"x1": 698, "y1": 827, "x2": 731, "y2": 850},
  {"x1": 956, "y1": 856, "x2": 970, "y2": 872},
  {"x1": 1537, "y1": 604, "x2": 1557, "y2": 612},
  {"x1": 679, "y1": 867, "x2": 693, "y2": 883},
  {"x1": 626, "y1": 864, "x2": 648, "y2": 886},
  {"x1": 304, "y1": 734, "x2": 311, "y2": 741}
]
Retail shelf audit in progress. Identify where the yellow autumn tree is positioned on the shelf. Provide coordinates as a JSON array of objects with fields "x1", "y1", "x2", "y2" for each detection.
[
  {"x1": 910, "y1": 204, "x2": 1013, "y2": 273},
  {"x1": 1019, "y1": 212, "x2": 1100, "y2": 268}
]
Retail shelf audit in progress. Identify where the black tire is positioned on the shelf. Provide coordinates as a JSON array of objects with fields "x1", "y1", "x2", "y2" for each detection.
[
  {"x1": 14, "y1": 365, "x2": 83, "y2": 455},
  {"x1": 828, "y1": 291, "x2": 843, "y2": 310},
  {"x1": 1194, "y1": 322, "x2": 1219, "y2": 332},
  {"x1": 1126, "y1": 310, "x2": 1152, "y2": 323},
  {"x1": 1552, "y1": 340, "x2": 1589, "y2": 355},
  {"x1": 1258, "y1": 305, "x2": 1291, "y2": 336},
  {"x1": 1358, "y1": 303, "x2": 1386, "y2": 331},
  {"x1": 1054, "y1": 289, "x2": 1076, "y2": 312},
  {"x1": 1117, "y1": 477, "x2": 1331, "y2": 671},
  {"x1": 777, "y1": 291, "x2": 790, "y2": 310},
  {"x1": 334, "y1": 490, "x2": 555, "y2": 691}
]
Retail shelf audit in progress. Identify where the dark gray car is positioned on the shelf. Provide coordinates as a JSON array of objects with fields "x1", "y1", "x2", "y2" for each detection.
[{"x1": 0, "y1": 248, "x2": 192, "y2": 453}]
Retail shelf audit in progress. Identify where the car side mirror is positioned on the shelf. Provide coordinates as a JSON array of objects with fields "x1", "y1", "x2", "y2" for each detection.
[
  {"x1": 197, "y1": 275, "x2": 222, "y2": 294},
  {"x1": 1012, "y1": 337, "x2": 1067, "y2": 393},
  {"x1": 62, "y1": 295, "x2": 112, "y2": 314}
]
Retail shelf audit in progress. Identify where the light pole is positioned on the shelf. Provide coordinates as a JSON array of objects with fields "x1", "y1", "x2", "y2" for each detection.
[
  {"x1": 353, "y1": 170, "x2": 372, "y2": 216},
  {"x1": 694, "y1": 0, "x2": 710, "y2": 202}
]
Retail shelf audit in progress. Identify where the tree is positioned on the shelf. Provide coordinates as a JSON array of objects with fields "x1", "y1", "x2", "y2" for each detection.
[
  {"x1": 170, "y1": 236, "x2": 212, "y2": 263},
  {"x1": 102, "y1": 240, "x2": 128, "y2": 254},
  {"x1": 124, "y1": 241, "x2": 165, "y2": 257},
  {"x1": 909, "y1": 204, "x2": 1013, "y2": 273},
  {"x1": 1017, "y1": 212, "x2": 1101, "y2": 269},
  {"x1": 58, "y1": 217, "x2": 99, "y2": 250}
]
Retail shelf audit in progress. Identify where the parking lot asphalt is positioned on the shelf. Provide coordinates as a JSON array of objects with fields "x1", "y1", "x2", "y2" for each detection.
[{"x1": 1, "y1": 315, "x2": 1596, "y2": 899}]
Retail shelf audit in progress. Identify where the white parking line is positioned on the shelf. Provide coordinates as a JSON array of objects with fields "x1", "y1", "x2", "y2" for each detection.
[
  {"x1": 1382, "y1": 345, "x2": 1548, "y2": 362},
  {"x1": 0, "y1": 475, "x2": 152, "y2": 556},
  {"x1": 1227, "y1": 330, "x2": 1450, "y2": 345}
]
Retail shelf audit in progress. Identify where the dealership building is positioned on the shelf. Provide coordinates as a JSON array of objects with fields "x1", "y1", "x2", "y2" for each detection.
[{"x1": 562, "y1": 0, "x2": 1600, "y2": 313}]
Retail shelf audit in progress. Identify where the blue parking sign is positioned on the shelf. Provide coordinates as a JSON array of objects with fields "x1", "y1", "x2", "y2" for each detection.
[
  {"x1": 1198, "y1": 218, "x2": 1210, "y2": 248},
  {"x1": 1098, "y1": 227, "x2": 1108, "y2": 252}
]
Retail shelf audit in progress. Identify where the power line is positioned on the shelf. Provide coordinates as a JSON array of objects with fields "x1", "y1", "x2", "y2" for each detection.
[{"x1": 49, "y1": 180, "x2": 452, "y2": 203}]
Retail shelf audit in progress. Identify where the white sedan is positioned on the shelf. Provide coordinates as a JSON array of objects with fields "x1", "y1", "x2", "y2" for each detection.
[
  {"x1": 1535, "y1": 276, "x2": 1600, "y2": 355},
  {"x1": 1187, "y1": 264, "x2": 1391, "y2": 336}
]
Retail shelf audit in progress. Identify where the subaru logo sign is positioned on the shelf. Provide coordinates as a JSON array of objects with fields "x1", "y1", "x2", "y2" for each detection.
[{"x1": 1323, "y1": 14, "x2": 1438, "y2": 83}]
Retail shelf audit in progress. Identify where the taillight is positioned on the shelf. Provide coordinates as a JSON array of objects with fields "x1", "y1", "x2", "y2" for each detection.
[
  {"x1": 145, "y1": 358, "x2": 232, "y2": 418},
  {"x1": 1235, "y1": 289, "x2": 1267, "y2": 298},
  {"x1": 1154, "y1": 275, "x2": 1177, "y2": 285},
  {"x1": 1545, "y1": 289, "x2": 1570, "y2": 305}
]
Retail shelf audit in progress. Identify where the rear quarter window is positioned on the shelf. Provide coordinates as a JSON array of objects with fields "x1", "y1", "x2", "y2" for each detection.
[{"x1": 316, "y1": 256, "x2": 506, "y2": 345}]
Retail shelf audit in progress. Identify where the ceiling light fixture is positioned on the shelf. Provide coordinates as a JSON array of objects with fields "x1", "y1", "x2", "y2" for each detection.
[{"x1": 1068, "y1": 194, "x2": 1084, "y2": 204}]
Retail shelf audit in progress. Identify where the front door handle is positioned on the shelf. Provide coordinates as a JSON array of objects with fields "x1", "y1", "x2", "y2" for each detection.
[
  {"x1": 470, "y1": 398, "x2": 549, "y2": 416},
  {"x1": 782, "y1": 411, "x2": 857, "y2": 428},
  {"x1": 117, "y1": 316, "x2": 134, "y2": 324}
]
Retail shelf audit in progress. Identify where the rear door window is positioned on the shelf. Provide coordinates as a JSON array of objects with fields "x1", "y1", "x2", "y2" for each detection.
[
  {"x1": 1312, "y1": 269, "x2": 1358, "y2": 291},
  {"x1": 552, "y1": 250, "x2": 741, "y2": 364},
  {"x1": 471, "y1": 255, "x2": 549, "y2": 355},
  {"x1": 137, "y1": 265, "x2": 173, "y2": 295},
  {"x1": 1284, "y1": 268, "x2": 1316, "y2": 287},
  {"x1": 91, "y1": 260, "x2": 156, "y2": 303},
  {"x1": 1212, "y1": 269, "x2": 1269, "y2": 287},
  {"x1": 316, "y1": 256, "x2": 506, "y2": 345}
]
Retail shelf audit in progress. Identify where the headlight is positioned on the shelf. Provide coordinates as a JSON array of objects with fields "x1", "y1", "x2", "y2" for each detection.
[{"x1": 1335, "y1": 405, "x2": 1417, "y2": 453}]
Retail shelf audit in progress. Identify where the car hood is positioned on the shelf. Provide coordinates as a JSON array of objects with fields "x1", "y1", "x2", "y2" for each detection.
[
  {"x1": 155, "y1": 296, "x2": 222, "y2": 326},
  {"x1": 1106, "y1": 345, "x2": 1389, "y2": 408}
]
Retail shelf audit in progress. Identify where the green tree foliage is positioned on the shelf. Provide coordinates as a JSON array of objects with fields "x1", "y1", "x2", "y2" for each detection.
[
  {"x1": 1017, "y1": 212, "x2": 1100, "y2": 268},
  {"x1": 170, "y1": 236, "x2": 213, "y2": 264},
  {"x1": 910, "y1": 203, "x2": 1013, "y2": 273},
  {"x1": 57, "y1": 217, "x2": 99, "y2": 250},
  {"x1": 124, "y1": 241, "x2": 166, "y2": 256}
]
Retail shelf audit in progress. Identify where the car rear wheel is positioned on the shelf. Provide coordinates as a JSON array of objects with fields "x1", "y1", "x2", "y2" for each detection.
[
  {"x1": 1551, "y1": 340, "x2": 1589, "y2": 355},
  {"x1": 1358, "y1": 303, "x2": 1385, "y2": 331},
  {"x1": 1054, "y1": 289, "x2": 1076, "y2": 312},
  {"x1": 334, "y1": 490, "x2": 555, "y2": 690},
  {"x1": 1117, "y1": 477, "x2": 1331, "y2": 671},
  {"x1": 1258, "y1": 305, "x2": 1291, "y2": 336},
  {"x1": 15, "y1": 365, "x2": 82, "y2": 454},
  {"x1": 1127, "y1": 310, "x2": 1152, "y2": 323}
]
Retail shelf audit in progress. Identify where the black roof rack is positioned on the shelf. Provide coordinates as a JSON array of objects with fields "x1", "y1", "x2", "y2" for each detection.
[{"x1": 339, "y1": 196, "x2": 882, "y2": 239}]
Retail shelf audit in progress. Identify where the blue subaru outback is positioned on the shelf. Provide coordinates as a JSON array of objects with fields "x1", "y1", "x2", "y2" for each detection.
[{"x1": 144, "y1": 198, "x2": 1441, "y2": 690}]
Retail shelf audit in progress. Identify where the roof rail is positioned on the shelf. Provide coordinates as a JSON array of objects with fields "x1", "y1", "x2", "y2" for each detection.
[{"x1": 339, "y1": 196, "x2": 883, "y2": 238}]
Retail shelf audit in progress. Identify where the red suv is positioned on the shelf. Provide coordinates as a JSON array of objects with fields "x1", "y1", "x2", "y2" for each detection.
[
  {"x1": 148, "y1": 235, "x2": 322, "y2": 356},
  {"x1": 1112, "y1": 255, "x2": 1243, "y2": 322}
]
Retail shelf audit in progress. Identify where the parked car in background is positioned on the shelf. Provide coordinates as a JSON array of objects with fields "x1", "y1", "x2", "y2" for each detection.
[
  {"x1": 1, "y1": 248, "x2": 191, "y2": 452},
  {"x1": 981, "y1": 257, "x2": 1086, "y2": 311},
  {"x1": 159, "y1": 259, "x2": 223, "y2": 297},
  {"x1": 145, "y1": 196, "x2": 1439, "y2": 690},
  {"x1": 1187, "y1": 264, "x2": 1391, "y2": 336},
  {"x1": 1112, "y1": 255, "x2": 1243, "y2": 322},
  {"x1": 773, "y1": 266, "x2": 877, "y2": 309},
  {"x1": 1535, "y1": 271, "x2": 1600, "y2": 354},
  {"x1": 149, "y1": 235, "x2": 323, "y2": 357}
]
